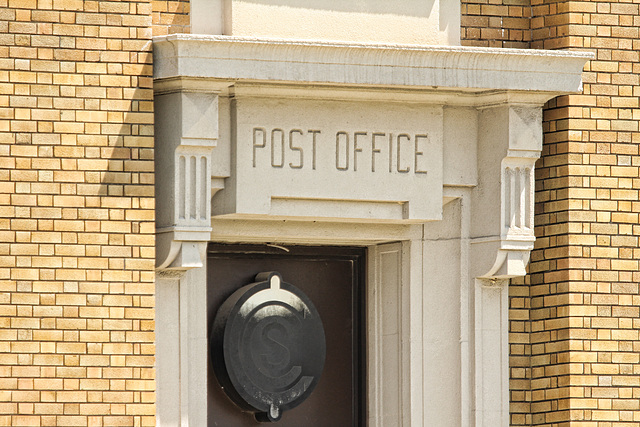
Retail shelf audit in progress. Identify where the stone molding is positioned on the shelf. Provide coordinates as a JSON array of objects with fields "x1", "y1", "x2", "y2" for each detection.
[{"x1": 154, "y1": 34, "x2": 591, "y2": 94}]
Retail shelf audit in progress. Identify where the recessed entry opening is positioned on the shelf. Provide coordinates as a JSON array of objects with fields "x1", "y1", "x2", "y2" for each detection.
[{"x1": 207, "y1": 243, "x2": 367, "y2": 426}]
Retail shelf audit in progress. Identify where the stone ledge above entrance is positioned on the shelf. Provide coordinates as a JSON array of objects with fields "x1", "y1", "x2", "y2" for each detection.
[{"x1": 154, "y1": 35, "x2": 590, "y2": 95}]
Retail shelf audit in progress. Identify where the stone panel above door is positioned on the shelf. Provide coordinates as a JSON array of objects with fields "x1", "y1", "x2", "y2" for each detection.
[{"x1": 218, "y1": 95, "x2": 443, "y2": 222}]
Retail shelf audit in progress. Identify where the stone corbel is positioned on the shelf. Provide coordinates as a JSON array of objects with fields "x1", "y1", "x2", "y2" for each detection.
[
  {"x1": 482, "y1": 151, "x2": 536, "y2": 278},
  {"x1": 155, "y1": 138, "x2": 215, "y2": 271},
  {"x1": 473, "y1": 102, "x2": 543, "y2": 280},
  {"x1": 155, "y1": 81, "x2": 228, "y2": 272}
]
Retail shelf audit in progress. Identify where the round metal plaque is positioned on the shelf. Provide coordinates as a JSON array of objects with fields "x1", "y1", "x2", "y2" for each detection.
[{"x1": 211, "y1": 272, "x2": 326, "y2": 423}]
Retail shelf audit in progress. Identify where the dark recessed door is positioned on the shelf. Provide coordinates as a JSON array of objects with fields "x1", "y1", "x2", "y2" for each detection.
[{"x1": 207, "y1": 244, "x2": 366, "y2": 426}]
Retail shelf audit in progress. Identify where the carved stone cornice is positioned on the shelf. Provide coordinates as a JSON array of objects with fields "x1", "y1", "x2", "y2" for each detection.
[{"x1": 154, "y1": 34, "x2": 591, "y2": 95}]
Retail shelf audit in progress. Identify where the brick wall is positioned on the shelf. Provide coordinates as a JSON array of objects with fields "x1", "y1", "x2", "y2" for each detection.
[
  {"x1": 0, "y1": 1, "x2": 156, "y2": 425},
  {"x1": 464, "y1": 1, "x2": 640, "y2": 426},
  {"x1": 151, "y1": 0, "x2": 189, "y2": 36},
  {"x1": 530, "y1": 1, "x2": 640, "y2": 425},
  {"x1": 461, "y1": 0, "x2": 531, "y2": 48},
  {"x1": 526, "y1": 4, "x2": 574, "y2": 425}
]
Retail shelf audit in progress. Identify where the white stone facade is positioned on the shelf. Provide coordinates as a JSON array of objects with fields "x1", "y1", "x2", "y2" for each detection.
[{"x1": 153, "y1": 3, "x2": 590, "y2": 425}]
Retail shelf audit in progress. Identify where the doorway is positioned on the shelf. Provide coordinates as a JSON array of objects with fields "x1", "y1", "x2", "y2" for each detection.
[{"x1": 206, "y1": 244, "x2": 366, "y2": 426}]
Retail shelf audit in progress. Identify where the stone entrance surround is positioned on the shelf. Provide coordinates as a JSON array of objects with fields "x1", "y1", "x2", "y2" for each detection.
[{"x1": 153, "y1": 34, "x2": 589, "y2": 426}]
